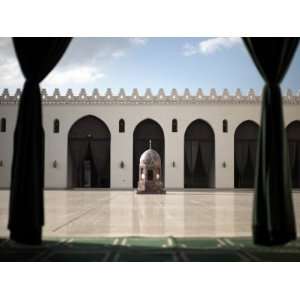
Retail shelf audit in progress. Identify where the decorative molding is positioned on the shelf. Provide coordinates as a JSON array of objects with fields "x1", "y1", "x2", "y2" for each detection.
[{"x1": 0, "y1": 88, "x2": 300, "y2": 105}]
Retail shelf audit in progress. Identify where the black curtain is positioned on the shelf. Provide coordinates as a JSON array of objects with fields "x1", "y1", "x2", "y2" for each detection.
[
  {"x1": 200, "y1": 141, "x2": 214, "y2": 177},
  {"x1": 184, "y1": 140, "x2": 214, "y2": 188},
  {"x1": 69, "y1": 139, "x2": 89, "y2": 187},
  {"x1": 287, "y1": 122, "x2": 300, "y2": 188},
  {"x1": 243, "y1": 38, "x2": 298, "y2": 245},
  {"x1": 235, "y1": 141, "x2": 249, "y2": 187},
  {"x1": 243, "y1": 145, "x2": 255, "y2": 188},
  {"x1": 90, "y1": 140, "x2": 110, "y2": 187},
  {"x1": 291, "y1": 144, "x2": 300, "y2": 188},
  {"x1": 235, "y1": 141, "x2": 257, "y2": 188},
  {"x1": 195, "y1": 146, "x2": 207, "y2": 188},
  {"x1": 9, "y1": 37, "x2": 72, "y2": 245}
]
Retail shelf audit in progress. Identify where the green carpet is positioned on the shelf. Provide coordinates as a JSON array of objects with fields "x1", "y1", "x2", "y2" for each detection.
[{"x1": 1, "y1": 237, "x2": 300, "y2": 262}]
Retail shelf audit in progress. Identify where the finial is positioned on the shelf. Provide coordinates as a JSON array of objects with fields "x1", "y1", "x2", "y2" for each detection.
[{"x1": 149, "y1": 139, "x2": 152, "y2": 149}]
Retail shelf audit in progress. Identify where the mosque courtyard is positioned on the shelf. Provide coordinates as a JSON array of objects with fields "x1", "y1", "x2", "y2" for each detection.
[
  {"x1": 0, "y1": 190, "x2": 281, "y2": 238},
  {"x1": 1, "y1": 190, "x2": 300, "y2": 261}
]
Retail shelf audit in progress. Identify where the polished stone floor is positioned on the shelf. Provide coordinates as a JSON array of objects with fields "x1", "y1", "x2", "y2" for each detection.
[{"x1": 1, "y1": 190, "x2": 300, "y2": 238}]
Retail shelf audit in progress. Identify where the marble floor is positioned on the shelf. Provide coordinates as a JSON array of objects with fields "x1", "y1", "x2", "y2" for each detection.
[{"x1": 1, "y1": 190, "x2": 300, "y2": 238}]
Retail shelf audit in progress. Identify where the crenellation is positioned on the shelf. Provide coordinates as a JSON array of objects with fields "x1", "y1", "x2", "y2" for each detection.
[
  {"x1": 248, "y1": 88, "x2": 256, "y2": 100},
  {"x1": 145, "y1": 88, "x2": 153, "y2": 99},
  {"x1": 170, "y1": 89, "x2": 178, "y2": 101},
  {"x1": 0, "y1": 88, "x2": 300, "y2": 104},
  {"x1": 196, "y1": 88, "x2": 204, "y2": 99},
  {"x1": 210, "y1": 88, "x2": 217, "y2": 97},
  {"x1": 79, "y1": 88, "x2": 87, "y2": 99},
  {"x1": 66, "y1": 88, "x2": 74, "y2": 100},
  {"x1": 235, "y1": 88, "x2": 242, "y2": 99},
  {"x1": 105, "y1": 88, "x2": 113, "y2": 99},
  {"x1": 2, "y1": 89, "x2": 9, "y2": 99},
  {"x1": 287, "y1": 89, "x2": 293, "y2": 101},
  {"x1": 158, "y1": 88, "x2": 166, "y2": 99},
  {"x1": 222, "y1": 88, "x2": 230, "y2": 99},
  {"x1": 183, "y1": 88, "x2": 191, "y2": 99},
  {"x1": 118, "y1": 88, "x2": 126, "y2": 99},
  {"x1": 132, "y1": 88, "x2": 140, "y2": 99},
  {"x1": 53, "y1": 88, "x2": 61, "y2": 100},
  {"x1": 15, "y1": 89, "x2": 22, "y2": 99}
]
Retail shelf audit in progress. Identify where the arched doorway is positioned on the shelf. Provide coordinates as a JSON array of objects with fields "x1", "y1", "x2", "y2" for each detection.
[
  {"x1": 133, "y1": 119, "x2": 165, "y2": 188},
  {"x1": 287, "y1": 121, "x2": 300, "y2": 188},
  {"x1": 234, "y1": 120, "x2": 259, "y2": 188},
  {"x1": 184, "y1": 119, "x2": 215, "y2": 188},
  {"x1": 68, "y1": 115, "x2": 111, "y2": 188}
]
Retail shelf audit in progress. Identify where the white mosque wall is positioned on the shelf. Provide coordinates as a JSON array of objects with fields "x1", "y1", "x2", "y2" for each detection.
[
  {"x1": 0, "y1": 88, "x2": 300, "y2": 189},
  {"x1": 0, "y1": 105, "x2": 17, "y2": 189}
]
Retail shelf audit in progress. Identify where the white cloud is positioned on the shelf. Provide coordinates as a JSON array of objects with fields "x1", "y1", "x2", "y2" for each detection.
[
  {"x1": 111, "y1": 50, "x2": 126, "y2": 58},
  {"x1": 0, "y1": 37, "x2": 11, "y2": 49},
  {"x1": 183, "y1": 43, "x2": 198, "y2": 56},
  {"x1": 44, "y1": 66, "x2": 105, "y2": 86},
  {"x1": 200, "y1": 37, "x2": 242, "y2": 54},
  {"x1": 0, "y1": 58, "x2": 23, "y2": 85},
  {"x1": 0, "y1": 38, "x2": 23, "y2": 88},
  {"x1": 129, "y1": 37, "x2": 148, "y2": 46},
  {"x1": 183, "y1": 37, "x2": 242, "y2": 56},
  {"x1": 0, "y1": 37, "x2": 150, "y2": 90}
]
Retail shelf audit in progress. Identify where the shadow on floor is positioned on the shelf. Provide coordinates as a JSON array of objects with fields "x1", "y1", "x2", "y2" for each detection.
[{"x1": 1, "y1": 237, "x2": 300, "y2": 262}]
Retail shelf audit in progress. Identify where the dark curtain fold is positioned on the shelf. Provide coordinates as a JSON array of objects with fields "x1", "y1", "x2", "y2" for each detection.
[
  {"x1": 184, "y1": 140, "x2": 214, "y2": 188},
  {"x1": 184, "y1": 141, "x2": 192, "y2": 174},
  {"x1": 8, "y1": 37, "x2": 72, "y2": 245},
  {"x1": 90, "y1": 140, "x2": 110, "y2": 187},
  {"x1": 249, "y1": 141, "x2": 258, "y2": 168},
  {"x1": 82, "y1": 142, "x2": 95, "y2": 187},
  {"x1": 184, "y1": 142, "x2": 191, "y2": 174},
  {"x1": 200, "y1": 141, "x2": 214, "y2": 187},
  {"x1": 187, "y1": 141, "x2": 199, "y2": 173},
  {"x1": 90, "y1": 140, "x2": 102, "y2": 187},
  {"x1": 200, "y1": 141, "x2": 213, "y2": 175},
  {"x1": 243, "y1": 145, "x2": 255, "y2": 188},
  {"x1": 288, "y1": 142, "x2": 297, "y2": 174},
  {"x1": 69, "y1": 139, "x2": 89, "y2": 187},
  {"x1": 185, "y1": 140, "x2": 199, "y2": 187},
  {"x1": 243, "y1": 37, "x2": 298, "y2": 245},
  {"x1": 235, "y1": 141, "x2": 249, "y2": 179},
  {"x1": 294, "y1": 144, "x2": 300, "y2": 188}
]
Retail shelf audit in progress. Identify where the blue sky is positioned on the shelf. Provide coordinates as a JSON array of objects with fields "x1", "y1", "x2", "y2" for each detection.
[{"x1": 0, "y1": 37, "x2": 299, "y2": 95}]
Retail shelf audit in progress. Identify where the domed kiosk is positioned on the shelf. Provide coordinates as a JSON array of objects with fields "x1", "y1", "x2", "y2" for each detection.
[{"x1": 137, "y1": 140, "x2": 166, "y2": 194}]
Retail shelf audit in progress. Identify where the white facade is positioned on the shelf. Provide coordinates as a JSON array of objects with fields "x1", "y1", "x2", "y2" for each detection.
[{"x1": 0, "y1": 87, "x2": 299, "y2": 189}]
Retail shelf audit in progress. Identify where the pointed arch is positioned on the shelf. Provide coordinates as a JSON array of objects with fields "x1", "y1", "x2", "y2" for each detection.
[
  {"x1": 67, "y1": 115, "x2": 111, "y2": 188},
  {"x1": 234, "y1": 120, "x2": 259, "y2": 188},
  {"x1": 133, "y1": 118, "x2": 165, "y2": 188},
  {"x1": 184, "y1": 119, "x2": 215, "y2": 188}
]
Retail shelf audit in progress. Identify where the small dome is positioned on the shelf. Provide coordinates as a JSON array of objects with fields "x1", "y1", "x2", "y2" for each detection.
[{"x1": 140, "y1": 148, "x2": 161, "y2": 167}]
